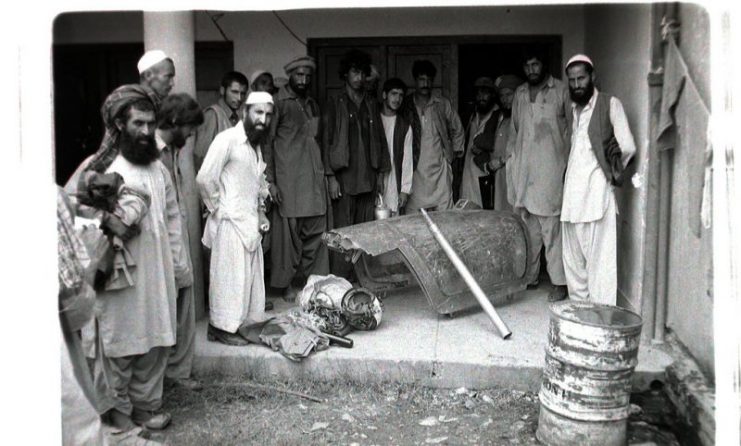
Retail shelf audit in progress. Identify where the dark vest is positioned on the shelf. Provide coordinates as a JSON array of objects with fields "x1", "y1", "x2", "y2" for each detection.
[
  {"x1": 587, "y1": 92, "x2": 626, "y2": 186},
  {"x1": 380, "y1": 113, "x2": 412, "y2": 193}
]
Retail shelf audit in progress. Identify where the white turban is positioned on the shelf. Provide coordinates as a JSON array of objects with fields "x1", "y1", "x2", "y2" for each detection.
[
  {"x1": 137, "y1": 50, "x2": 169, "y2": 74},
  {"x1": 246, "y1": 91, "x2": 274, "y2": 105},
  {"x1": 566, "y1": 54, "x2": 594, "y2": 70}
]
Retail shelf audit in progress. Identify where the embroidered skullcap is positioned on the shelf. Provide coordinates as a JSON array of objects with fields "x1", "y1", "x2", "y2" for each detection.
[
  {"x1": 284, "y1": 55, "x2": 316, "y2": 74},
  {"x1": 473, "y1": 76, "x2": 495, "y2": 89},
  {"x1": 137, "y1": 50, "x2": 169, "y2": 74},
  {"x1": 566, "y1": 54, "x2": 594, "y2": 70},
  {"x1": 250, "y1": 69, "x2": 271, "y2": 86},
  {"x1": 495, "y1": 75, "x2": 523, "y2": 91},
  {"x1": 245, "y1": 91, "x2": 274, "y2": 105}
]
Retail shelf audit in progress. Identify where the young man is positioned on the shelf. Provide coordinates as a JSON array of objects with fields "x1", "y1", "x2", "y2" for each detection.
[
  {"x1": 197, "y1": 92, "x2": 273, "y2": 346},
  {"x1": 265, "y1": 56, "x2": 330, "y2": 301},
  {"x1": 487, "y1": 74, "x2": 521, "y2": 213},
  {"x1": 65, "y1": 86, "x2": 191, "y2": 431},
  {"x1": 460, "y1": 76, "x2": 499, "y2": 208},
  {"x1": 507, "y1": 49, "x2": 572, "y2": 302},
  {"x1": 324, "y1": 49, "x2": 390, "y2": 277},
  {"x1": 561, "y1": 54, "x2": 636, "y2": 305},
  {"x1": 402, "y1": 59, "x2": 465, "y2": 213},
  {"x1": 378, "y1": 78, "x2": 414, "y2": 215},
  {"x1": 155, "y1": 93, "x2": 205, "y2": 391},
  {"x1": 194, "y1": 71, "x2": 249, "y2": 172}
]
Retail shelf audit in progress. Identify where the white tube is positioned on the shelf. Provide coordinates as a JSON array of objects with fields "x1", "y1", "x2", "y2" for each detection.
[{"x1": 420, "y1": 209, "x2": 512, "y2": 339}]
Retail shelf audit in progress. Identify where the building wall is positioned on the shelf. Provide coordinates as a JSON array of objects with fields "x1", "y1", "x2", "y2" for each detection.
[
  {"x1": 665, "y1": 3, "x2": 714, "y2": 378},
  {"x1": 584, "y1": 4, "x2": 652, "y2": 314},
  {"x1": 54, "y1": 6, "x2": 586, "y2": 83}
]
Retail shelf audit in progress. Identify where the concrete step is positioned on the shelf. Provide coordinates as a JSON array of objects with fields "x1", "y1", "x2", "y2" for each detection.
[{"x1": 193, "y1": 285, "x2": 674, "y2": 392}]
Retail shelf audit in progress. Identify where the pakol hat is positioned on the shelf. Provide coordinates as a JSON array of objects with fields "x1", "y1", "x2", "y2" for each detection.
[
  {"x1": 495, "y1": 75, "x2": 523, "y2": 91},
  {"x1": 473, "y1": 76, "x2": 495, "y2": 90},
  {"x1": 137, "y1": 50, "x2": 169, "y2": 74},
  {"x1": 566, "y1": 54, "x2": 594, "y2": 71},
  {"x1": 284, "y1": 55, "x2": 316, "y2": 74}
]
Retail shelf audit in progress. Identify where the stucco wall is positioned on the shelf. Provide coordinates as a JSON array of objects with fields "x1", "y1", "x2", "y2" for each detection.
[
  {"x1": 583, "y1": 4, "x2": 652, "y2": 314},
  {"x1": 665, "y1": 3, "x2": 714, "y2": 378},
  {"x1": 54, "y1": 6, "x2": 586, "y2": 80}
]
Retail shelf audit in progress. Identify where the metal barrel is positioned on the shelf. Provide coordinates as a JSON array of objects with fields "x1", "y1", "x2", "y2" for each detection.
[{"x1": 536, "y1": 301, "x2": 643, "y2": 446}]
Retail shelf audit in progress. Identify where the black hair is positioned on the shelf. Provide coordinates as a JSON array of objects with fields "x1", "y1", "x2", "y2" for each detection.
[
  {"x1": 382, "y1": 77, "x2": 407, "y2": 94},
  {"x1": 521, "y1": 48, "x2": 548, "y2": 67},
  {"x1": 338, "y1": 49, "x2": 372, "y2": 79},
  {"x1": 412, "y1": 60, "x2": 437, "y2": 79},
  {"x1": 220, "y1": 71, "x2": 249, "y2": 89},
  {"x1": 116, "y1": 98, "x2": 155, "y2": 124},
  {"x1": 157, "y1": 93, "x2": 204, "y2": 129},
  {"x1": 566, "y1": 61, "x2": 594, "y2": 75}
]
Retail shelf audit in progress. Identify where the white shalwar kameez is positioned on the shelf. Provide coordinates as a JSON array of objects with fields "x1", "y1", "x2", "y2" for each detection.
[
  {"x1": 197, "y1": 123, "x2": 269, "y2": 333},
  {"x1": 561, "y1": 90, "x2": 636, "y2": 305}
]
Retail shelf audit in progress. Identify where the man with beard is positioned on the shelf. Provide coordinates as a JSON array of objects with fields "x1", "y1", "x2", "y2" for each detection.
[
  {"x1": 508, "y1": 49, "x2": 571, "y2": 302},
  {"x1": 487, "y1": 74, "x2": 522, "y2": 212},
  {"x1": 194, "y1": 71, "x2": 249, "y2": 172},
  {"x1": 460, "y1": 77, "x2": 499, "y2": 208},
  {"x1": 561, "y1": 55, "x2": 636, "y2": 305},
  {"x1": 402, "y1": 59, "x2": 465, "y2": 213},
  {"x1": 155, "y1": 93, "x2": 205, "y2": 391},
  {"x1": 197, "y1": 92, "x2": 273, "y2": 345},
  {"x1": 324, "y1": 49, "x2": 390, "y2": 278},
  {"x1": 265, "y1": 56, "x2": 329, "y2": 302},
  {"x1": 65, "y1": 88, "x2": 191, "y2": 431},
  {"x1": 379, "y1": 77, "x2": 414, "y2": 215},
  {"x1": 138, "y1": 50, "x2": 176, "y2": 101}
]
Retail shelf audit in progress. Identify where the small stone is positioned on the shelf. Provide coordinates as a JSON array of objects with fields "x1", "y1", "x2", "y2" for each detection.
[
  {"x1": 455, "y1": 387, "x2": 468, "y2": 395},
  {"x1": 341, "y1": 413, "x2": 355, "y2": 423},
  {"x1": 419, "y1": 416, "x2": 439, "y2": 427},
  {"x1": 367, "y1": 425, "x2": 377, "y2": 430},
  {"x1": 360, "y1": 433, "x2": 368, "y2": 439},
  {"x1": 425, "y1": 437, "x2": 449, "y2": 444},
  {"x1": 310, "y1": 422, "x2": 329, "y2": 432},
  {"x1": 482, "y1": 394, "x2": 494, "y2": 405},
  {"x1": 464, "y1": 398, "x2": 476, "y2": 410},
  {"x1": 520, "y1": 414, "x2": 529, "y2": 421}
]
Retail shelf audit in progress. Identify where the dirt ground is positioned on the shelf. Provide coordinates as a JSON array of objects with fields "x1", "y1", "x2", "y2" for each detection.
[
  {"x1": 158, "y1": 379, "x2": 542, "y2": 445},
  {"x1": 144, "y1": 378, "x2": 688, "y2": 445}
]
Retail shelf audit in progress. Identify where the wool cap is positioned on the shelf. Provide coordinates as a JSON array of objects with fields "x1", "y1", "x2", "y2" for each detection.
[
  {"x1": 566, "y1": 54, "x2": 594, "y2": 71},
  {"x1": 284, "y1": 56, "x2": 316, "y2": 74}
]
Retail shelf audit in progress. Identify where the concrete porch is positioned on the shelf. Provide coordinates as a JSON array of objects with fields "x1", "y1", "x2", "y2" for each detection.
[{"x1": 192, "y1": 284, "x2": 673, "y2": 392}]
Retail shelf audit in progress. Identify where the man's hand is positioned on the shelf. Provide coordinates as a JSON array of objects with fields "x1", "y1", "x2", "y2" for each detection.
[
  {"x1": 258, "y1": 212, "x2": 271, "y2": 234},
  {"x1": 268, "y1": 183, "x2": 282, "y2": 206},
  {"x1": 399, "y1": 192, "x2": 409, "y2": 209},
  {"x1": 328, "y1": 176, "x2": 342, "y2": 200},
  {"x1": 102, "y1": 213, "x2": 139, "y2": 241},
  {"x1": 376, "y1": 172, "x2": 386, "y2": 196}
]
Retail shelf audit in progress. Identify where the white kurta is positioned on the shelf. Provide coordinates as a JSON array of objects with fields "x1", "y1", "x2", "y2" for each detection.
[
  {"x1": 380, "y1": 114, "x2": 413, "y2": 214},
  {"x1": 561, "y1": 90, "x2": 636, "y2": 304},
  {"x1": 460, "y1": 110, "x2": 494, "y2": 207},
  {"x1": 66, "y1": 155, "x2": 189, "y2": 358},
  {"x1": 196, "y1": 123, "x2": 269, "y2": 332}
]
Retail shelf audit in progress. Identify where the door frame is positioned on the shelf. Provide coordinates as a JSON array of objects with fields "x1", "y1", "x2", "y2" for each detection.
[{"x1": 308, "y1": 34, "x2": 562, "y2": 109}]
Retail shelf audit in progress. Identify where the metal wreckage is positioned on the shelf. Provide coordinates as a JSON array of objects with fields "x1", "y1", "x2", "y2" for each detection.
[
  {"x1": 243, "y1": 206, "x2": 531, "y2": 361},
  {"x1": 322, "y1": 205, "x2": 533, "y2": 337}
]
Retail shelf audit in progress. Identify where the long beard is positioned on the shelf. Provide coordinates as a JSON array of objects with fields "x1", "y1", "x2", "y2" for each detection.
[
  {"x1": 119, "y1": 131, "x2": 159, "y2": 165},
  {"x1": 570, "y1": 82, "x2": 595, "y2": 106},
  {"x1": 244, "y1": 121, "x2": 267, "y2": 147}
]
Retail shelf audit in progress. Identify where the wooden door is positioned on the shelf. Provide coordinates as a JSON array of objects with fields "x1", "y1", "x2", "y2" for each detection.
[
  {"x1": 312, "y1": 44, "x2": 385, "y2": 108},
  {"x1": 386, "y1": 44, "x2": 457, "y2": 108}
]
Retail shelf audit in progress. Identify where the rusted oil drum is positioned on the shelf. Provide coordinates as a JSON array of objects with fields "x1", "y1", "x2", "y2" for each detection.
[{"x1": 536, "y1": 301, "x2": 643, "y2": 446}]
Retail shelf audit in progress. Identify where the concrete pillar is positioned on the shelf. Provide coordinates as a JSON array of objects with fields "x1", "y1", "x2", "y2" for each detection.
[{"x1": 143, "y1": 11, "x2": 207, "y2": 319}]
